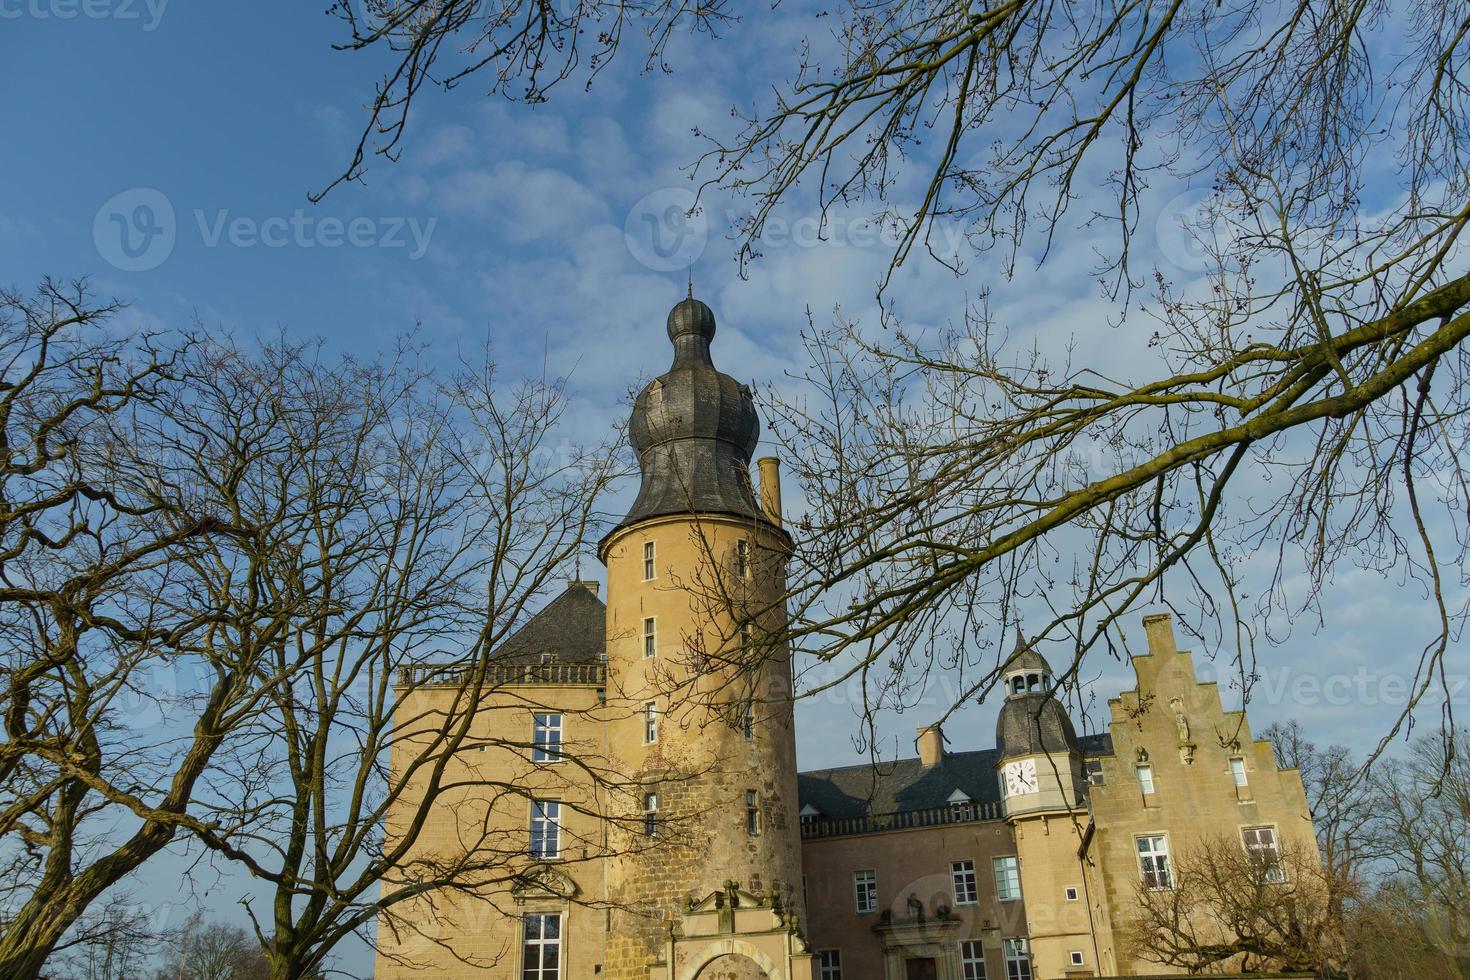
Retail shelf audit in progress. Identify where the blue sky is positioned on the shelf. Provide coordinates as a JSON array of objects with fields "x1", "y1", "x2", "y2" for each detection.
[{"x1": 3, "y1": 1, "x2": 1466, "y2": 973}]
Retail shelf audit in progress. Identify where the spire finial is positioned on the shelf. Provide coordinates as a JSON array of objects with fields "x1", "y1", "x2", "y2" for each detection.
[{"x1": 687, "y1": 268, "x2": 693, "y2": 299}]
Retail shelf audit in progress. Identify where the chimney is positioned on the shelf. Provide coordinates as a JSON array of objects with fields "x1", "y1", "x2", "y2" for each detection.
[
  {"x1": 917, "y1": 724, "x2": 945, "y2": 767},
  {"x1": 568, "y1": 580, "x2": 600, "y2": 596},
  {"x1": 1141, "y1": 613, "x2": 1176, "y2": 655},
  {"x1": 757, "y1": 456, "x2": 783, "y2": 526}
]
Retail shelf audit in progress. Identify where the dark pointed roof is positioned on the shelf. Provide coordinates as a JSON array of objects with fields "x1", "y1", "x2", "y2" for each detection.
[
  {"x1": 491, "y1": 581, "x2": 606, "y2": 664},
  {"x1": 605, "y1": 294, "x2": 776, "y2": 543},
  {"x1": 1004, "y1": 628, "x2": 1051, "y2": 674}
]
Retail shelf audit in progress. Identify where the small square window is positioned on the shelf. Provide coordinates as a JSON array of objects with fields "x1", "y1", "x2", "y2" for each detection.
[
  {"x1": 1069, "y1": 951, "x2": 1085, "y2": 967},
  {"x1": 1064, "y1": 886, "x2": 1079, "y2": 901}
]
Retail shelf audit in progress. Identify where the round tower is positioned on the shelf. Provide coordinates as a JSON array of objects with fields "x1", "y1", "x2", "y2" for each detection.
[{"x1": 598, "y1": 294, "x2": 803, "y2": 980}]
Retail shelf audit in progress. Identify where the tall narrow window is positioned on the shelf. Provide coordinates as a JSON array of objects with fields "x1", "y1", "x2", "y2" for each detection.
[
  {"x1": 741, "y1": 700, "x2": 755, "y2": 740},
  {"x1": 1230, "y1": 757, "x2": 1248, "y2": 787},
  {"x1": 529, "y1": 801, "x2": 561, "y2": 860},
  {"x1": 853, "y1": 870, "x2": 877, "y2": 913},
  {"x1": 736, "y1": 539, "x2": 750, "y2": 578},
  {"x1": 745, "y1": 790, "x2": 760, "y2": 835},
  {"x1": 644, "y1": 702, "x2": 658, "y2": 744},
  {"x1": 532, "y1": 713, "x2": 563, "y2": 763},
  {"x1": 1136, "y1": 764, "x2": 1155, "y2": 794},
  {"x1": 1138, "y1": 834, "x2": 1172, "y2": 889},
  {"x1": 1002, "y1": 938, "x2": 1032, "y2": 980},
  {"x1": 643, "y1": 617, "x2": 656, "y2": 658},
  {"x1": 960, "y1": 940, "x2": 987, "y2": 980},
  {"x1": 993, "y1": 856, "x2": 1022, "y2": 901},
  {"x1": 817, "y1": 949, "x2": 842, "y2": 980},
  {"x1": 951, "y1": 860, "x2": 978, "y2": 905},
  {"x1": 643, "y1": 540, "x2": 656, "y2": 580},
  {"x1": 1243, "y1": 826, "x2": 1286, "y2": 882},
  {"x1": 643, "y1": 792, "x2": 659, "y2": 837},
  {"x1": 739, "y1": 622, "x2": 753, "y2": 656},
  {"x1": 522, "y1": 914, "x2": 561, "y2": 980}
]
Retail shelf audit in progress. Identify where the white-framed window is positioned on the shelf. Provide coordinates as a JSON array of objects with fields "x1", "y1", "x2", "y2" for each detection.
[
  {"x1": 644, "y1": 702, "x2": 659, "y2": 744},
  {"x1": 741, "y1": 700, "x2": 755, "y2": 740},
  {"x1": 960, "y1": 939, "x2": 987, "y2": 980},
  {"x1": 736, "y1": 538, "x2": 750, "y2": 578},
  {"x1": 1138, "y1": 834, "x2": 1172, "y2": 890},
  {"x1": 1230, "y1": 757, "x2": 1249, "y2": 787},
  {"x1": 643, "y1": 540, "x2": 656, "y2": 580},
  {"x1": 522, "y1": 913, "x2": 561, "y2": 980},
  {"x1": 1002, "y1": 938, "x2": 1032, "y2": 980},
  {"x1": 643, "y1": 792, "x2": 659, "y2": 837},
  {"x1": 993, "y1": 856, "x2": 1022, "y2": 901},
  {"x1": 817, "y1": 948, "x2": 842, "y2": 980},
  {"x1": 951, "y1": 860, "x2": 979, "y2": 905},
  {"x1": 745, "y1": 790, "x2": 760, "y2": 835},
  {"x1": 532, "y1": 713, "x2": 563, "y2": 763},
  {"x1": 1136, "y1": 764, "x2": 1155, "y2": 794},
  {"x1": 853, "y1": 869, "x2": 877, "y2": 913},
  {"x1": 1069, "y1": 951, "x2": 1085, "y2": 967},
  {"x1": 643, "y1": 617, "x2": 656, "y2": 658},
  {"x1": 1243, "y1": 826, "x2": 1286, "y2": 882},
  {"x1": 529, "y1": 800, "x2": 561, "y2": 860},
  {"x1": 1064, "y1": 886, "x2": 1079, "y2": 901}
]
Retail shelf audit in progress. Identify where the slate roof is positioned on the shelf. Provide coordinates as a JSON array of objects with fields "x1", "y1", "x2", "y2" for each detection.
[
  {"x1": 490, "y1": 581, "x2": 607, "y2": 664},
  {"x1": 796, "y1": 733, "x2": 1113, "y2": 819}
]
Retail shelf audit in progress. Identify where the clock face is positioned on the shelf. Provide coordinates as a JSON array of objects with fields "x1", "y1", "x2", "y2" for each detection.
[{"x1": 1002, "y1": 759, "x2": 1039, "y2": 796}]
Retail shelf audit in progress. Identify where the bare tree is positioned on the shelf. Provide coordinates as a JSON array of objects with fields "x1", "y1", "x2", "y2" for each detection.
[
  {"x1": 0, "y1": 280, "x2": 260, "y2": 978},
  {"x1": 1265, "y1": 721, "x2": 1373, "y2": 894},
  {"x1": 122, "y1": 337, "x2": 649, "y2": 978},
  {"x1": 1126, "y1": 834, "x2": 1347, "y2": 975},
  {"x1": 46, "y1": 892, "x2": 172, "y2": 980},
  {"x1": 154, "y1": 914, "x2": 269, "y2": 980}
]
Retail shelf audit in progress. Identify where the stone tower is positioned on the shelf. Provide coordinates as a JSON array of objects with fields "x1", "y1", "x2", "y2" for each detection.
[
  {"x1": 597, "y1": 294, "x2": 803, "y2": 980},
  {"x1": 994, "y1": 636, "x2": 1097, "y2": 977}
]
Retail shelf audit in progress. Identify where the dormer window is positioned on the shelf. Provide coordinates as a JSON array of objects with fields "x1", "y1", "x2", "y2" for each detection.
[{"x1": 947, "y1": 789, "x2": 974, "y2": 821}]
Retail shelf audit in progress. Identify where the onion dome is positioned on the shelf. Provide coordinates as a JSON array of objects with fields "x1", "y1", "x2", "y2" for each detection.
[
  {"x1": 610, "y1": 293, "x2": 771, "y2": 537},
  {"x1": 996, "y1": 631, "x2": 1080, "y2": 758}
]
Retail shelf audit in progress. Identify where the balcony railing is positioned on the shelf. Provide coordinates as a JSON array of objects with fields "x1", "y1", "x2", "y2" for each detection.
[
  {"x1": 800, "y1": 800, "x2": 1002, "y2": 840},
  {"x1": 398, "y1": 661, "x2": 606, "y2": 689}
]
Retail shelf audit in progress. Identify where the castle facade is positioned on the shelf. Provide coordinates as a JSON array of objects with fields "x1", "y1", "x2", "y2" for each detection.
[{"x1": 375, "y1": 296, "x2": 1318, "y2": 980}]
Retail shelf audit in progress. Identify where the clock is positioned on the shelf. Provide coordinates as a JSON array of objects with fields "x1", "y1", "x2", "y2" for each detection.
[{"x1": 1002, "y1": 759, "x2": 1038, "y2": 796}]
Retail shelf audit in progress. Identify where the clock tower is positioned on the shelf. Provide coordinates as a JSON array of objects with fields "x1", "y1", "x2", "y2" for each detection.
[{"x1": 995, "y1": 635, "x2": 1096, "y2": 978}]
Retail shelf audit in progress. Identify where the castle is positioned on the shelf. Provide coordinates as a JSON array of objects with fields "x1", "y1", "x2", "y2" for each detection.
[{"x1": 375, "y1": 295, "x2": 1318, "y2": 980}]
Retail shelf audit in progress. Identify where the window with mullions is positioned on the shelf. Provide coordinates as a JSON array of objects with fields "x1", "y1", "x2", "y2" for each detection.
[
  {"x1": 529, "y1": 801, "x2": 561, "y2": 860},
  {"x1": 1002, "y1": 938, "x2": 1031, "y2": 980},
  {"x1": 1138, "y1": 834, "x2": 1172, "y2": 890},
  {"x1": 817, "y1": 949, "x2": 842, "y2": 980},
  {"x1": 853, "y1": 870, "x2": 877, "y2": 913},
  {"x1": 736, "y1": 538, "x2": 750, "y2": 578},
  {"x1": 643, "y1": 792, "x2": 659, "y2": 837},
  {"x1": 993, "y1": 856, "x2": 1021, "y2": 901},
  {"x1": 532, "y1": 713, "x2": 562, "y2": 763},
  {"x1": 643, "y1": 540, "x2": 656, "y2": 580},
  {"x1": 643, "y1": 617, "x2": 656, "y2": 658},
  {"x1": 1243, "y1": 826, "x2": 1286, "y2": 882},
  {"x1": 522, "y1": 914, "x2": 561, "y2": 980},
  {"x1": 960, "y1": 940, "x2": 987, "y2": 980},
  {"x1": 951, "y1": 860, "x2": 978, "y2": 905}
]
